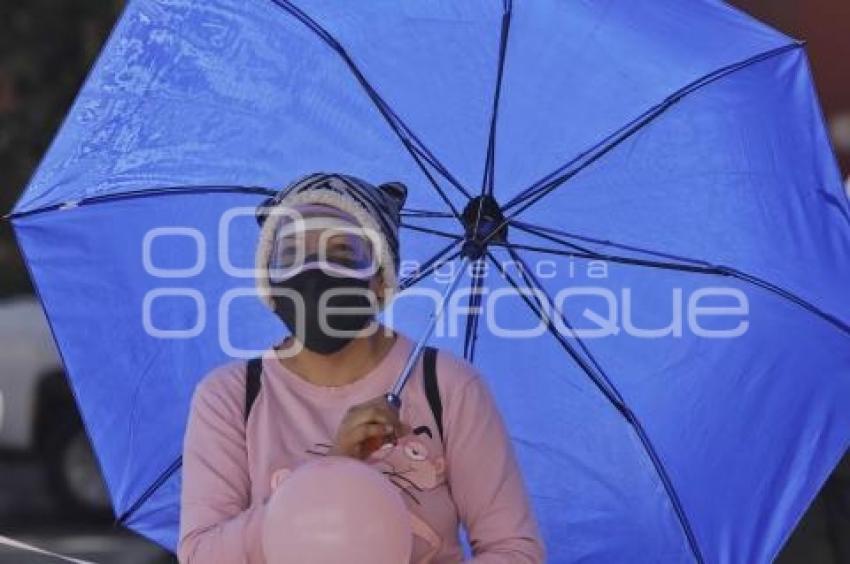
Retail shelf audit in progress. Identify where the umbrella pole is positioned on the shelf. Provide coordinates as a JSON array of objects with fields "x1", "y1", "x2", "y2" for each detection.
[{"x1": 385, "y1": 256, "x2": 470, "y2": 408}]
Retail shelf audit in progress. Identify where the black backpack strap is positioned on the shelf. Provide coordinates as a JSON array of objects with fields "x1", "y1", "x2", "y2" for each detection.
[
  {"x1": 422, "y1": 346, "x2": 443, "y2": 443},
  {"x1": 244, "y1": 357, "x2": 263, "y2": 424}
]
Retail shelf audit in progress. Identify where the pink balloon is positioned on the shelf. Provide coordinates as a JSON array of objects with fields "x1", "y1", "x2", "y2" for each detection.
[{"x1": 262, "y1": 456, "x2": 413, "y2": 564}]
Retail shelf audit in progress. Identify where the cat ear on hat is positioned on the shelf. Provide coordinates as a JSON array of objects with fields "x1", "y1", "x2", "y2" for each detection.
[
  {"x1": 378, "y1": 181, "x2": 408, "y2": 209},
  {"x1": 255, "y1": 195, "x2": 278, "y2": 227}
]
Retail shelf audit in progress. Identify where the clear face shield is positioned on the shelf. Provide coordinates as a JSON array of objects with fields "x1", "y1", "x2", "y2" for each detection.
[{"x1": 267, "y1": 208, "x2": 382, "y2": 284}]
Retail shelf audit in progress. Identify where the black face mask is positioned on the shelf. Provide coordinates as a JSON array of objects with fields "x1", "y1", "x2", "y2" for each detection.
[{"x1": 271, "y1": 269, "x2": 377, "y2": 355}]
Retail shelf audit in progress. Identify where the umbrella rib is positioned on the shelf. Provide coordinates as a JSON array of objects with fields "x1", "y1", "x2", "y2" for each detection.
[
  {"x1": 400, "y1": 222, "x2": 463, "y2": 241},
  {"x1": 401, "y1": 208, "x2": 455, "y2": 219},
  {"x1": 269, "y1": 0, "x2": 458, "y2": 189},
  {"x1": 510, "y1": 221, "x2": 850, "y2": 337},
  {"x1": 723, "y1": 269, "x2": 850, "y2": 336},
  {"x1": 117, "y1": 457, "x2": 183, "y2": 525},
  {"x1": 496, "y1": 41, "x2": 802, "y2": 218},
  {"x1": 470, "y1": 0, "x2": 513, "y2": 245},
  {"x1": 463, "y1": 258, "x2": 488, "y2": 361},
  {"x1": 398, "y1": 239, "x2": 464, "y2": 291},
  {"x1": 479, "y1": 0, "x2": 512, "y2": 199},
  {"x1": 502, "y1": 246, "x2": 614, "y2": 383},
  {"x1": 5, "y1": 184, "x2": 280, "y2": 221},
  {"x1": 511, "y1": 220, "x2": 713, "y2": 266},
  {"x1": 494, "y1": 239, "x2": 724, "y2": 275},
  {"x1": 485, "y1": 248, "x2": 625, "y2": 409},
  {"x1": 269, "y1": 0, "x2": 472, "y2": 216},
  {"x1": 507, "y1": 222, "x2": 727, "y2": 274},
  {"x1": 486, "y1": 247, "x2": 706, "y2": 563}
]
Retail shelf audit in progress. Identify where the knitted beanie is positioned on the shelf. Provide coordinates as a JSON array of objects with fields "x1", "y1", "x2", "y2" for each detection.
[{"x1": 255, "y1": 172, "x2": 408, "y2": 311}]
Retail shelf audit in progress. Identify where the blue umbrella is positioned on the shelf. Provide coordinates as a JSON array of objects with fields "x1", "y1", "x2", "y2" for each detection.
[{"x1": 7, "y1": 1, "x2": 850, "y2": 561}]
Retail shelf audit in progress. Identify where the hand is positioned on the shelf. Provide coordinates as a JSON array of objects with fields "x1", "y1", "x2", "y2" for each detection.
[{"x1": 328, "y1": 395, "x2": 411, "y2": 460}]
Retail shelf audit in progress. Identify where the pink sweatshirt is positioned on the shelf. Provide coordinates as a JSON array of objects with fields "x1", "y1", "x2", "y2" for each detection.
[{"x1": 177, "y1": 330, "x2": 545, "y2": 563}]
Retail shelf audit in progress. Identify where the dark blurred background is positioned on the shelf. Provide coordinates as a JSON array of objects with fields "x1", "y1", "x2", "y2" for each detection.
[{"x1": 0, "y1": 1, "x2": 847, "y2": 562}]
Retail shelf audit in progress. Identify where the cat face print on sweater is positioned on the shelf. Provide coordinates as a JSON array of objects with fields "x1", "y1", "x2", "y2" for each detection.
[
  {"x1": 300, "y1": 421, "x2": 447, "y2": 503},
  {"x1": 366, "y1": 424, "x2": 446, "y2": 497}
]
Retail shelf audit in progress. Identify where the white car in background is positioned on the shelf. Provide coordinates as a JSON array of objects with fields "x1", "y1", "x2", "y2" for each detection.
[{"x1": 0, "y1": 295, "x2": 110, "y2": 516}]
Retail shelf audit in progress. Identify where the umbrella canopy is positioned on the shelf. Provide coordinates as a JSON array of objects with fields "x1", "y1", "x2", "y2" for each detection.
[{"x1": 8, "y1": 1, "x2": 850, "y2": 562}]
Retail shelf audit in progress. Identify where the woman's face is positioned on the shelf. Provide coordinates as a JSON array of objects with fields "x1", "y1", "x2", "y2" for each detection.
[
  {"x1": 270, "y1": 205, "x2": 372, "y2": 272},
  {"x1": 267, "y1": 204, "x2": 389, "y2": 354},
  {"x1": 269, "y1": 204, "x2": 387, "y2": 304}
]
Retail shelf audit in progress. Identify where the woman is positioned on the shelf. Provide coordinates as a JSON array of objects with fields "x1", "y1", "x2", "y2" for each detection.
[{"x1": 177, "y1": 173, "x2": 545, "y2": 563}]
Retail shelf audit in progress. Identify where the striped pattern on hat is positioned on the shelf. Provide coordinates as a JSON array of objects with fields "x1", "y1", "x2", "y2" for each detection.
[{"x1": 255, "y1": 172, "x2": 408, "y2": 311}]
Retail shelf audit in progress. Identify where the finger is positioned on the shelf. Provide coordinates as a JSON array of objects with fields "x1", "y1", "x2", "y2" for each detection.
[
  {"x1": 347, "y1": 396, "x2": 390, "y2": 415},
  {"x1": 333, "y1": 424, "x2": 381, "y2": 457},
  {"x1": 344, "y1": 406, "x2": 394, "y2": 429},
  {"x1": 358, "y1": 396, "x2": 402, "y2": 421},
  {"x1": 362, "y1": 398, "x2": 404, "y2": 429},
  {"x1": 371, "y1": 403, "x2": 404, "y2": 435},
  {"x1": 360, "y1": 434, "x2": 387, "y2": 458},
  {"x1": 348, "y1": 422, "x2": 393, "y2": 445}
]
